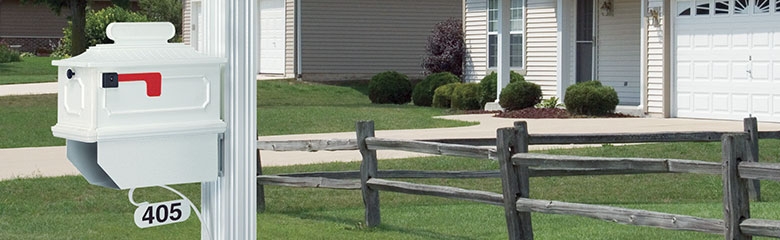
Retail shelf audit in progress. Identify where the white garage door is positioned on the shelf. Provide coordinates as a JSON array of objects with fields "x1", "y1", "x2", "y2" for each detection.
[
  {"x1": 259, "y1": 0, "x2": 286, "y2": 74},
  {"x1": 675, "y1": 0, "x2": 780, "y2": 121}
]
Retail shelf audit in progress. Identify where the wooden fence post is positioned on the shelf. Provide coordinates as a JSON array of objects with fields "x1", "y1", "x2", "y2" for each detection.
[
  {"x1": 722, "y1": 133, "x2": 750, "y2": 240},
  {"x1": 744, "y1": 117, "x2": 761, "y2": 202},
  {"x1": 257, "y1": 149, "x2": 266, "y2": 213},
  {"x1": 497, "y1": 121, "x2": 533, "y2": 240},
  {"x1": 357, "y1": 120, "x2": 380, "y2": 227}
]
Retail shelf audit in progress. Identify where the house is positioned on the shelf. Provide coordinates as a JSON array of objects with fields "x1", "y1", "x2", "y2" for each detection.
[
  {"x1": 464, "y1": 0, "x2": 780, "y2": 121},
  {"x1": 183, "y1": 0, "x2": 462, "y2": 81},
  {"x1": 0, "y1": 0, "x2": 137, "y2": 54},
  {"x1": 0, "y1": 0, "x2": 69, "y2": 53}
]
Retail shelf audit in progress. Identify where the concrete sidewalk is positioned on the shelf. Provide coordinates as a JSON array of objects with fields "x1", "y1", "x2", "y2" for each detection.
[
  {"x1": 0, "y1": 82, "x2": 57, "y2": 96},
  {"x1": 4, "y1": 114, "x2": 780, "y2": 180}
]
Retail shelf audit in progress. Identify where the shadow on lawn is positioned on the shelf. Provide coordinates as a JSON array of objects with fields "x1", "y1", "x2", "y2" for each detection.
[{"x1": 290, "y1": 212, "x2": 479, "y2": 240}]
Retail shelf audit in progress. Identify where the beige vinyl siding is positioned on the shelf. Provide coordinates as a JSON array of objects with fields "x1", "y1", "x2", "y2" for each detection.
[
  {"x1": 182, "y1": 0, "x2": 191, "y2": 45},
  {"x1": 525, "y1": 0, "x2": 559, "y2": 98},
  {"x1": 285, "y1": 0, "x2": 295, "y2": 76},
  {"x1": 464, "y1": 0, "x2": 488, "y2": 83},
  {"x1": 645, "y1": 0, "x2": 664, "y2": 116},
  {"x1": 299, "y1": 0, "x2": 461, "y2": 81},
  {"x1": 596, "y1": 0, "x2": 641, "y2": 105}
]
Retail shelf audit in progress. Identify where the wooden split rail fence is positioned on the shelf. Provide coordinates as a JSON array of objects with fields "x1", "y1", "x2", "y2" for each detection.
[{"x1": 256, "y1": 118, "x2": 780, "y2": 239}]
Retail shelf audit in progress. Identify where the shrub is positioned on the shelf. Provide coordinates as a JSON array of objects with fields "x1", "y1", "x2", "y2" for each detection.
[
  {"x1": 451, "y1": 83, "x2": 482, "y2": 110},
  {"x1": 368, "y1": 71, "x2": 413, "y2": 104},
  {"x1": 422, "y1": 18, "x2": 465, "y2": 77},
  {"x1": 499, "y1": 81, "x2": 542, "y2": 111},
  {"x1": 479, "y1": 71, "x2": 525, "y2": 105},
  {"x1": 0, "y1": 44, "x2": 21, "y2": 63},
  {"x1": 564, "y1": 80, "x2": 620, "y2": 116},
  {"x1": 139, "y1": 0, "x2": 183, "y2": 41},
  {"x1": 53, "y1": 6, "x2": 149, "y2": 57},
  {"x1": 412, "y1": 72, "x2": 461, "y2": 106},
  {"x1": 432, "y1": 83, "x2": 460, "y2": 108}
]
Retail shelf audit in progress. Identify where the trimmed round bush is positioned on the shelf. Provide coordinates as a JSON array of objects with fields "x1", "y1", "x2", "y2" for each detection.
[
  {"x1": 564, "y1": 80, "x2": 620, "y2": 116},
  {"x1": 368, "y1": 71, "x2": 413, "y2": 104},
  {"x1": 0, "y1": 44, "x2": 21, "y2": 63},
  {"x1": 479, "y1": 71, "x2": 525, "y2": 105},
  {"x1": 412, "y1": 72, "x2": 460, "y2": 106},
  {"x1": 432, "y1": 83, "x2": 460, "y2": 108},
  {"x1": 498, "y1": 81, "x2": 543, "y2": 111},
  {"x1": 53, "y1": 6, "x2": 149, "y2": 57},
  {"x1": 451, "y1": 83, "x2": 482, "y2": 110}
]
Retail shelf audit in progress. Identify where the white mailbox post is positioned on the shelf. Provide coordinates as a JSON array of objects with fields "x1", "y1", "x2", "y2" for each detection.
[{"x1": 51, "y1": 22, "x2": 227, "y2": 190}]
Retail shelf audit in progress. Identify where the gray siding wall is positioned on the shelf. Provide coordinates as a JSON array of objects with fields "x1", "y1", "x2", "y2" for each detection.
[
  {"x1": 463, "y1": 0, "x2": 488, "y2": 83},
  {"x1": 285, "y1": 0, "x2": 295, "y2": 77},
  {"x1": 646, "y1": 0, "x2": 664, "y2": 116},
  {"x1": 525, "y1": 0, "x2": 559, "y2": 98},
  {"x1": 596, "y1": 0, "x2": 641, "y2": 105},
  {"x1": 299, "y1": 0, "x2": 462, "y2": 81}
]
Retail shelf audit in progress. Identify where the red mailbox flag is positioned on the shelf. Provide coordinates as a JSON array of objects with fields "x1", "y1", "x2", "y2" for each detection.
[{"x1": 118, "y1": 72, "x2": 162, "y2": 97}]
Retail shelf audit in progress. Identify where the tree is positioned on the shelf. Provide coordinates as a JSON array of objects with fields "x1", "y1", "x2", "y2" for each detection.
[
  {"x1": 138, "y1": 0, "x2": 182, "y2": 40},
  {"x1": 23, "y1": 0, "x2": 129, "y2": 56},
  {"x1": 422, "y1": 18, "x2": 465, "y2": 77}
]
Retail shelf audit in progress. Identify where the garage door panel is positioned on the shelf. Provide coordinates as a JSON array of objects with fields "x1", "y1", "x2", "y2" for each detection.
[
  {"x1": 712, "y1": 94, "x2": 730, "y2": 112},
  {"x1": 732, "y1": 94, "x2": 750, "y2": 113},
  {"x1": 753, "y1": 95, "x2": 771, "y2": 114},
  {"x1": 694, "y1": 93, "x2": 711, "y2": 111},
  {"x1": 712, "y1": 61, "x2": 730, "y2": 81},
  {"x1": 752, "y1": 61, "x2": 771, "y2": 81},
  {"x1": 675, "y1": 0, "x2": 780, "y2": 121}
]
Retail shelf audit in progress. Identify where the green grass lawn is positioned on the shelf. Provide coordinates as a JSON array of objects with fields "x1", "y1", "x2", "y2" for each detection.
[
  {"x1": 4, "y1": 142, "x2": 780, "y2": 239},
  {"x1": 0, "y1": 79, "x2": 473, "y2": 148},
  {"x1": 0, "y1": 56, "x2": 58, "y2": 85}
]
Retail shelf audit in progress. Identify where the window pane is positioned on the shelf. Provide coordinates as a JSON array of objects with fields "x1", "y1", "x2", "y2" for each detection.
[
  {"x1": 577, "y1": 0, "x2": 594, "y2": 41},
  {"x1": 695, "y1": 0, "x2": 710, "y2": 15},
  {"x1": 488, "y1": 0, "x2": 497, "y2": 32},
  {"x1": 511, "y1": 0, "x2": 524, "y2": 31},
  {"x1": 510, "y1": 34, "x2": 523, "y2": 67},
  {"x1": 488, "y1": 35, "x2": 497, "y2": 68}
]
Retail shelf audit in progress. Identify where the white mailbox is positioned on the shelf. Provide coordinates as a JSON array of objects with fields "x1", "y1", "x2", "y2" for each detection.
[{"x1": 51, "y1": 22, "x2": 227, "y2": 190}]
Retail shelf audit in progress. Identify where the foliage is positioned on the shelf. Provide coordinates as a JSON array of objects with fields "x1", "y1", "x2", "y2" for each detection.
[
  {"x1": 0, "y1": 43, "x2": 22, "y2": 63},
  {"x1": 451, "y1": 83, "x2": 482, "y2": 110},
  {"x1": 138, "y1": 0, "x2": 182, "y2": 41},
  {"x1": 53, "y1": 6, "x2": 149, "y2": 57},
  {"x1": 432, "y1": 83, "x2": 460, "y2": 108},
  {"x1": 498, "y1": 81, "x2": 542, "y2": 111},
  {"x1": 536, "y1": 96, "x2": 564, "y2": 109},
  {"x1": 422, "y1": 18, "x2": 465, "y2": 77},
  {"x1": 564, "y1": 80, "x2": 620, "y2": 116},
  {"x1": 479, "y1": 71, "x2": 525, "y2": 105},
  {"x1": 368, "y1": 71, "x2": 413, "y2": 104},
  {"x1": 412, "y1": 72, "x2": 461, "y2": 107}
]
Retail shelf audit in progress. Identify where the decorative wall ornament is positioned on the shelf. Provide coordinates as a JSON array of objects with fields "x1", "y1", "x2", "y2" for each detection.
[{"x1": 600, "y1": 0, "x2": 614, "y2": 16}]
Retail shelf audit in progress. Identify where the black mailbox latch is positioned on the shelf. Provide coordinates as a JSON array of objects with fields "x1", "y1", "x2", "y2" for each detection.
[{"x1": 102, "y1": 73, "x2": 119, "y2": 88}]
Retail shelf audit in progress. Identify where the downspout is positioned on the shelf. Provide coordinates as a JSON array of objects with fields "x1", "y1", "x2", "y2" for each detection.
[
  {"x1": 556, "y1": 0, "x2": 564, "y2": 100},
  {"x1": 295, "y1": 0, "x2": 302, "y2": 81},
  {"x1": 662, "y1": 0, "x2": 671, "y2": 117}
]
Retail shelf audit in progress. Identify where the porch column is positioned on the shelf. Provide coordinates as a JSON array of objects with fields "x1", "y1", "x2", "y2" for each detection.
[{"x1": 496, "y1": 0, "x2": 511, "y2": 103}]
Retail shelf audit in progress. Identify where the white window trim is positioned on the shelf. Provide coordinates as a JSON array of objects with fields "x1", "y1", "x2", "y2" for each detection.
[{"x1": 487, "y1": 0, "x2": 526, "y2": 69}]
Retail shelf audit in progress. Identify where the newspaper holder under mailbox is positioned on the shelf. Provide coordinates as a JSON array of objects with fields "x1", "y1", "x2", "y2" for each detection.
[{"x1": 51, "y1": 22, "x2": 227, "y2": 190}]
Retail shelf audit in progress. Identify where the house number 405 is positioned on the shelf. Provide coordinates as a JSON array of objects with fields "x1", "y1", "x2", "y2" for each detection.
[{"x1": 133, "y1": 199, "x2": 191, "y2": 228}]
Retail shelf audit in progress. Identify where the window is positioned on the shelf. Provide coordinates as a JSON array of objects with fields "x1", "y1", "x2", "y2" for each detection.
[{"x1": 488, "y1": 0, "x2": 524, "y2": 68}]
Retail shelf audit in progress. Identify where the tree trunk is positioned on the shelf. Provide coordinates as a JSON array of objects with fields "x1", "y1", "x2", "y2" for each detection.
[{"x1": 69, "y1": 0, "x2": 87, "y2": 56}]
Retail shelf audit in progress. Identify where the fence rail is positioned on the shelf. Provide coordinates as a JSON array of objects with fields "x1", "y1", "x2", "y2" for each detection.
[{"x1": 255, "y1": 117, "x2": 780, "y2": 240}]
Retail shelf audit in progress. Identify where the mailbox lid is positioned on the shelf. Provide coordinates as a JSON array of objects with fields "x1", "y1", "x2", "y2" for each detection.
[{"x1": 52, "y1": 22, "x2": 226, "y2": 68}]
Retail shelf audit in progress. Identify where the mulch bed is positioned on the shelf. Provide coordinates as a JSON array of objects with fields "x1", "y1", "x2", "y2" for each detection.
[{"x1": 460, "y1": 108, "x2": 636, "y2": 119}]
